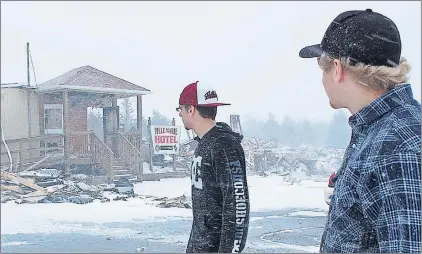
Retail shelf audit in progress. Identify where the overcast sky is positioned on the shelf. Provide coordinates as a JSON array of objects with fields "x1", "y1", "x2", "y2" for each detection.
[{"x1": 1, "y1": 1, "x2": 421, "y2": 126}]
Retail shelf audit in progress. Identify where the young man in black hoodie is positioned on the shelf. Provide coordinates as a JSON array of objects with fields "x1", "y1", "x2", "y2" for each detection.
[{"x1": 176, "y1": 81, "x2": 250, "y2": 253}]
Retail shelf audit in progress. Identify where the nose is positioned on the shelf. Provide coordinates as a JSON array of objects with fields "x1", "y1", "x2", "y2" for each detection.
[{"x1": 178, "y1": 111, "x2": 182, "y2": 117}]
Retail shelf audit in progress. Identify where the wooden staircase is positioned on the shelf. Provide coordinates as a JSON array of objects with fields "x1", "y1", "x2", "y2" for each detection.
[
  {"x1": 70, "y1": 131, "x2": 143, "y2": 183},
  {"x1": 112, "y1": 159, "x2": 138, "y2": 182},
  {"x1": 113, "y1": 132, "x2": 143, "y2": 182}
]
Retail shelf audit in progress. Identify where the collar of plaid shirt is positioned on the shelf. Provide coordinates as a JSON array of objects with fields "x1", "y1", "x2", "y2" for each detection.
[{"x1": 348, "y1": 83, "x2": 414, "y2": 129}]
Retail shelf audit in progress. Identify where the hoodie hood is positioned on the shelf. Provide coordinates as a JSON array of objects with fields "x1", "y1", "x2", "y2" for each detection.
[{"x1": 215, "y1": 122, "x2": 243, "y2": 142}]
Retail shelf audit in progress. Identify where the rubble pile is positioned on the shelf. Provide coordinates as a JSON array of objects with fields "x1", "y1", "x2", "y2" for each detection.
[
  {"x1": 1, "y1": 169, "x2": 135, "y2": 204},
  {"x1": 40, "y1": 181, "x2": 109, "y2": 204},
  {"x1": 179, "y1": 136, "x2": 345, "y2": 177},
  {"x1": 241, "y1": 137, "x2": 280, "y2": 151},
  {"x1": 145, "y1": 194, "x2": 192, "y2": 209},
  {"x1": 1, "y1": 169, "x2": 51, "y2": 204}
]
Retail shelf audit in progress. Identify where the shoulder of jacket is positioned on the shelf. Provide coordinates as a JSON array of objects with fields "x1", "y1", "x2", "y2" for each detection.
[{"x1": 215, "y1": 134, "x2": 238, "y2": 146}]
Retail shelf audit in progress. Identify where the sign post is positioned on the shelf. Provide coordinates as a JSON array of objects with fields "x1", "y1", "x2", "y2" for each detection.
[
  {"x1": 171, "y1": 118, "x2": 176, "y2": 171},
  {"x1": 147, "y1": 117, "x2": 153, "y2": 172}
]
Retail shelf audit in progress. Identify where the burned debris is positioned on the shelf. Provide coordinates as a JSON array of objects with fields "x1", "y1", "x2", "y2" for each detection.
[
  {"x1": 1, "y1": 167, "x2": 193, "y2": 209},
  {"x1": 1, "y1": 168, "x2": 134, "y2": 204}
]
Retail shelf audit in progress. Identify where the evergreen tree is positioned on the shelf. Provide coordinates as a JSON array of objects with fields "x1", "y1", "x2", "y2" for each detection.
[
  {"x1": 262, "y1": 113, "x2": 281, "y2": 140},
  {"x1": 280, "y1": 115, "x2": 298, "y2": 146},
  {"x1": 119, "y1": 97, "x2": 135, "y2": 132},
  {"x1": 297, "y1": 119, "x2": 315, "y2": 146}
]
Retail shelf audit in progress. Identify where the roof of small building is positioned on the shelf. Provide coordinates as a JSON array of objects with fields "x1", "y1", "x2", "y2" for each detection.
[{"x1": 37, "y1": 65, "x2": 151, "y2": 95}]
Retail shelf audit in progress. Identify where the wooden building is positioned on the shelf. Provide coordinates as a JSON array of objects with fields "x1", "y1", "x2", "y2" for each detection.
[{"x1": 1, "y1": 65, "x2": 151, "y2": 182}]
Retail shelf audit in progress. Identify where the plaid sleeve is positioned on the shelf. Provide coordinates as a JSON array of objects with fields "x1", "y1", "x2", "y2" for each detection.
[{"x1": 358, "y1": 152, "x2": 421, "y2": 253}]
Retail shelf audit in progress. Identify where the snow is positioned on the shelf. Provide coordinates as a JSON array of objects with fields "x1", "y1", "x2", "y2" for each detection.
[
  {"x1": 1, "y1": 175, "x2": 328, "y2": 235},
  {"x1": 248, "y1": 175, "x2": 328, "y2": 212},
  {"x1": 133, "y1": 175, "x2": 328, "y2": 212},
  {"x1": 142, "y1": 162, "x2": 187, "y2": 174},
  {"x1": 250, "y1": 217, "x2": 265, "y2": 222},
  {"x1": 1, "y1": 241, "x2": 30, "y2": 246},
  {"x1": 134, "y1": 177, "x2": 190, "y2": 198},
  {"x1": 1, "y1": 200, "x2": 191, "y2": 235},
  {"x1": 266, "y1": 215, "x2": 284, "y2": 219}
]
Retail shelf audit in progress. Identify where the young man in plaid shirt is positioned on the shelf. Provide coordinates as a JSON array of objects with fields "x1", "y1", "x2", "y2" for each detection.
[{"x1": 299, "y1": 9, "x2": 421, "y2": 253}]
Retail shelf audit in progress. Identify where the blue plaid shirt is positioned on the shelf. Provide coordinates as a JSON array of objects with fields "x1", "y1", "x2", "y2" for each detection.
[{"x1": 320, "y1": 84, "x2": 421, "y2": 253}]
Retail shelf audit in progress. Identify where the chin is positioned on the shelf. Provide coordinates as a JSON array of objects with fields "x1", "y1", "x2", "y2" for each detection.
[
  {"x1": 329, "y1": 101, "x2": 344, "y2": 109},
  {"x1": 329, "y1": 101, "x2": 337, "y2": 109},
  {"x1": 181, "y1": 120, "x2": 190, "y2": 130}
]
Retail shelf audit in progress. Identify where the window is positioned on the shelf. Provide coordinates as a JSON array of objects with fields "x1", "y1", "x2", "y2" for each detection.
[{"x1": 44, "y1": 104, "x2": 63, "y2": 134}]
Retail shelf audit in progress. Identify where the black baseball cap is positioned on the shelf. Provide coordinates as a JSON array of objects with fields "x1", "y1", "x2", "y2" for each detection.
[{"x1": 299, "y1": 9, "x2": 401, "y2": 67}]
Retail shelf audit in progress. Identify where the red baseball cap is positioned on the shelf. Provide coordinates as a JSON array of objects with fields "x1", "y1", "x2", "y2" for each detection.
[{"x1": 179, "y1": 81, "x2": 231, "y2": 107}]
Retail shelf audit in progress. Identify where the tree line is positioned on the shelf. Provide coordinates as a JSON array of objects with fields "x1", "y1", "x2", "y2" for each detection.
[{"x1": 242, "y1": 111, "x2": 351, "y2": 149}]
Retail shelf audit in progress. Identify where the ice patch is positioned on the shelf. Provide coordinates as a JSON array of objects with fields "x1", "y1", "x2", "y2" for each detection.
[
  {"x1": 250, "y1": 217, "x2": 265, "y2": 222},
  {"x1": 266, "y1": 215, "x2": 284, "y2": 219},
  {"x1": 262, "y1": 241, "x2": 319, "y2": 253},
  {"x1": 288, "y1": 211, "x2": 327, "y2": 217},
  {"x1": 260, "y1": 230, "x2": 320, "y2": 253}
]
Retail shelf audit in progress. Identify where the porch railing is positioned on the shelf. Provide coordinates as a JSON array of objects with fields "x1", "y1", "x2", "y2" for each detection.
[
  {"x1": 0, "y1": 134, "x2": 64, "y2": 172},
  {"x1": 69, "y1": 131, "x2": 91, "y2": 158},
  {"x1": 121, "y1": 132, "x2": 141, "y2": 151},
  {"x1": 89, "y1": 132, "x2": 114, "y2": 179},
  {"x1": 1, "y1": 131, "x2": 140, "y2": 180}
]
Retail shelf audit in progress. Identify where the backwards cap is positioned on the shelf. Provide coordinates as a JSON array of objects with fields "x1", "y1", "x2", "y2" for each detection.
[{"x1": 178, "y1": 81, "x2": 231, "y2": 107}]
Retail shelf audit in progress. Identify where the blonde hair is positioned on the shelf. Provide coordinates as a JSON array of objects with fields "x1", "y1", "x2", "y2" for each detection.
[{"x1": 318, "y1": 54, "x2": 411, "y2": 91}]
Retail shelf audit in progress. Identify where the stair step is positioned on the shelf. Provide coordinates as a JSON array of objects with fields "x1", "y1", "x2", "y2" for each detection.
[
  {"x1": 114, "y1": 169, "x2": 132, "y2": 175},
  {"x1": 114, "y1": 173, "x2": 134, "y2": 179},
  {"x1": 128, "y1": 176, "x2": 139, "y2": 183},
  {"x1": 113, "y1": 163, "x2": 131, "y2": 169},
  {"x1": 113, "y1": 167, "x2": 131, "y2": 171},
  {"x1": 113, "y1": 165, "x2": 126, "y2": 169},
  {"x1": 113, "y1": 173, "x2": 139, "y2": 182}
]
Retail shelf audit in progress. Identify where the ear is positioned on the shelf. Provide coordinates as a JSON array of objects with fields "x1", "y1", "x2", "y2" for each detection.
[
  {"x1": 332, "y1": 59, "x2": 344, "y2": 84},
  {"x1": 188, "y1": 105, "x2": 195, "y2": 115}
]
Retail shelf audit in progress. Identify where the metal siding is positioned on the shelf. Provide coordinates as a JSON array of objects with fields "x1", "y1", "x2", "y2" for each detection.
[{"x1": 1, "y1": 88, "x2": 40, "y2": 140}]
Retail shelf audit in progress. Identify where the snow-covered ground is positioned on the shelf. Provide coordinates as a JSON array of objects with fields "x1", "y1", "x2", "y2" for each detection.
[
  {"x1": 1, "y1": 175, "x2": 330, "y2": 252},
  {"x1": 142, "y1": 162, "x2": 187, "y2": 174}
]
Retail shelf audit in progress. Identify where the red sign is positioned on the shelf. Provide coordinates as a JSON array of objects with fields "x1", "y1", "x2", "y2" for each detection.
[{"x1": 155, "y1": 136, "x2": 177, "y2": 144}]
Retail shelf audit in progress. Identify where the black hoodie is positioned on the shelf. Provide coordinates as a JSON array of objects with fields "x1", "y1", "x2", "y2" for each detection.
[{"x1": 186, "y1": 122, "x2": 250, "y2": 253}]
